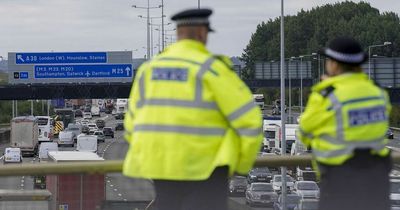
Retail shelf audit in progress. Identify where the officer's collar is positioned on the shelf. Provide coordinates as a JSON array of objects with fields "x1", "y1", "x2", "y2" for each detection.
[
  {"x1": 167, "y1": 39, "x2": 209, "y2": 53},
  {"x1": 312, "y1": 72, "x2": 368, "y2": 92}
]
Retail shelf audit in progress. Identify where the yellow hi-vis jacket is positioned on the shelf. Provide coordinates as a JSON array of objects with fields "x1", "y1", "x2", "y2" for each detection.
[
  {"x1": 123, "y1": 40, "x2": 263, "y2": 180},
  {"x1": 297, "y1": 73, "x2": 391, "y2": 166}
]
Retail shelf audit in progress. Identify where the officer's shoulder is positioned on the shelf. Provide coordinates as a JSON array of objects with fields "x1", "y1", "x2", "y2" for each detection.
[
  {"x1": 212, "y1": 55, "x2": 233, "y2": 70},
  {"x1": 319, "y1": 86, "x2": 335, "y2": 98}
]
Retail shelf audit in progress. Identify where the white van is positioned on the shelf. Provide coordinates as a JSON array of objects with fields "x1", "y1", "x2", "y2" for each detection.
[
  {"x1": 58, "y1": 131, "x2": 75, "y2": 147},
  {"x1": 76, "y1": 134, "x2": 97, "y2": 153},
  {"x1": 91, "y1": 106, "x2": 100, "y2": 117},
  {"x1": 36, "y1": 116, "x2": 53, "y2": 142},
  {"x1": 38, "y1": 142, "x2": 58, "y2": 161},
  {"x1": 4, "y1": 148, "x2": 22, "y2": 163}
]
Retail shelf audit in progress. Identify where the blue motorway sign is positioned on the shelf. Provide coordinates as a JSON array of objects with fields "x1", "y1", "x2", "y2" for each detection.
[
  {"x1": 16, "y1": 52, "x2": 107, "y2": 64},
  {"x1": 34, "y1": 64, "x2": 133, "y2": 79},
  {"x1": 20, "y1": 72, "x2": 29, "y2": 79}
]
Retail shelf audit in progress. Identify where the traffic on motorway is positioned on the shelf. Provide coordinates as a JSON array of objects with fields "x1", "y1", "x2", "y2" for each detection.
[{"x1": 1, "y1": 96, "x2": 399, "y2": 210}]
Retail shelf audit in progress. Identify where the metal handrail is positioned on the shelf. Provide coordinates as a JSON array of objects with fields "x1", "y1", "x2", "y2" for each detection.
[{"x1": 0, "y1": 153, "x2": 399, "y2": 176}]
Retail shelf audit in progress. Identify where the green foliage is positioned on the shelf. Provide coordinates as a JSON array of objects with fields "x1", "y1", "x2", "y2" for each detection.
[
  {"x1": 390, "y1": 105, "x2": 400, "y2": 127},
  {"x1": 0, "y1": 101, "x2": 50, "y2": 124},
  {"x1": 241, "y1": 2, "x2": 400, "y2": 77}
]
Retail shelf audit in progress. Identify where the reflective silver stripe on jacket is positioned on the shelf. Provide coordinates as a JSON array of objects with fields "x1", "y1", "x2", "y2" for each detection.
[
  {"x1": 137, "y1": 99, "x2": 217, "y2": 109},
  {"x1": 313, "y1": 140, "x2": 386, "y2": 158},
  {"x1": 136, "y1": 57, "x2": 217, "y2": 110},
  {"x1": 134, "y1": 124, "x2": 226, "y2": 136},
  {"x1": 298, "y1": 127, "x2": 314, "y2": 139},
  {"x1": 227, "y1": 100, "x2": 257, "y2": 122},
  {"x1": 236, "y1": 127, "x2": 262, "y2": 136}
]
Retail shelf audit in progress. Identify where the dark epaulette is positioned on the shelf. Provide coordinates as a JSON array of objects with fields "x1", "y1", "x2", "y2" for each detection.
[
  {"x1": 319, "y1": 86, "x2": 335, "y2": 98},
  {"x1": 213, "y1": 55, "x2": 233, "y2": 70}
]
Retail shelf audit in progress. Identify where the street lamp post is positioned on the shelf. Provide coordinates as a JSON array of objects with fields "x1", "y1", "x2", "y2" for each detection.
[
  {"x1": 138, "y1": 15, "x2": 165, "y2": 58},
  {"x1": 298, "y1": 53, "x2": 317, "y2": 114},
  {"x1": 132, "y1": 1, "x2": 161, "y2": 60},
  {"x1": 152, "y1": 22, "x2": 171, "y2": 53},
  {"x1": 161, "y1": 0, "x2": 165, "y2": 51},
  {"x1": 280, "y1": 0, "x2": 287, "y2": 209},
  {"x1": 368, "y1": 42, "x2": 392, "y2": 79}
]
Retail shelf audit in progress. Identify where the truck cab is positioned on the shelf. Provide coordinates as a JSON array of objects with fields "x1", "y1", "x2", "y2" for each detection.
[
  {"x1": 263, "y1": 124, "x2": 280, "y2": 152},
  {"x1": 253, "y1": 94, "x2": 265, "y2": 110}
]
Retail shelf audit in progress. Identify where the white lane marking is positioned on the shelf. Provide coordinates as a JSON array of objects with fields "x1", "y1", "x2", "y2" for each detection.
[
  {"x1": 114, "y1": 189, "x2": 118, "y2": 192},
  {"x1": 123, "y1": 199, "x2": 127, "y2": 202},
  {"x1": 118, "y1": 193, "x2": 122, "y2": 197}
]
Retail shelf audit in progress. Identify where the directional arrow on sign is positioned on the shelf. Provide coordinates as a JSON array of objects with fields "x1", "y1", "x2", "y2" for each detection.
[
  {"x1": 17, "y1": 55, "x2": 25, "y2": 63},
  {"x1": 86, "y1": 71, "x2": 91, "y2": 77},
  {"x1": 125, "y1": 67, "x2": 131, "y2": 76}
]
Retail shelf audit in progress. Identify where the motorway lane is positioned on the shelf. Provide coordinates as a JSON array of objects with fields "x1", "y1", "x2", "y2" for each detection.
[
  {"x1": 0, "y1": 114, "x2": 112, "y2": 193},
  {"x1": 230, "y1": 196, "x2": 273, "y2": 210},
  {"x1": 102, "y1": 124, "x2": 155, "y2": 202}
]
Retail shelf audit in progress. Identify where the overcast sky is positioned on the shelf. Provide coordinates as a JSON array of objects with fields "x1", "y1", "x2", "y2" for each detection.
[{"x1": 0, "y1": 0, "x2": 399, "y2": 59}]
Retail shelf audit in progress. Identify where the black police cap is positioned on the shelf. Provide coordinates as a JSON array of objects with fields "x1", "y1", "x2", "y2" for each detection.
[
  {"x1": 171, "y1": 8, "x2": 214, "y2": 32},
  {"x1": 319, "y1": 37, "x2": 367, "y2": 65}
]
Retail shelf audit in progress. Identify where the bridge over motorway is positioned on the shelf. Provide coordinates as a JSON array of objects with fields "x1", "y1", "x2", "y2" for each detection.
[{"x1": 0, "y1": 79, "x2": 400, "y2": 103}]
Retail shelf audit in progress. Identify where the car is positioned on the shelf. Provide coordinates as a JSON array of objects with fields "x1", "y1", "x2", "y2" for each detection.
[
  {"x1": 93, "y1": 131, "x2": 106, "y2": 143},
  {"x1": 387, "y1": 128, "x2": 394, "y2": 139},
  {"x1": 87, "y1": 123, "x2": 98, "y2": 133},
  {"x1": 103, "y1": 127, "x2": 114, "y2": 138},
  {"x1": 115, "y1": 122, "x2": 124, "y2": 131},
  {"x1": 95, "y1": 119, "x2": 106, "y2": 129},
  {"x1": 105, "y1": 109, "x2": 112, "y2": 114},
  {"x1": 294, "y1": 199, "x2": 319, "y2": 210},
  {"x1": 248, "y1": 167, "x2": 273, "y2": 183},
  {"x1": 272, "y1": 175, "x2": 295, "y2": 193},
  {"x1": 293, "y1": 181, "x2": 320, "y2": 199},
  {"x1": 3, "y1": 148, "x2": 22, "y2": 163},
  {"x1": 84, "y1": 106, "x2": 91, "y2": 113},
  {"x1": 229, "y1": 176, "x2": 247, "y2": 196},
  {"x1": 74, "y1": 109, "x2": 83, "y2": 118},
  {"x1": 115, "y1": 113, "x2": 125, "y2": 120},
  {"x1": 83, "y1": 112, "x2": 92, "y2": 120},
  {"x1": 391, "y1": 179, "x2": 400, "y2": 210},
  {"x1": 273, "y1": 193, "x2": 300, "y2": 210},
  {"x1": 81, "y1": 126, "x2": 90, "y2": 134},
  {"x1": 245, "y1": 183, "x2": 278, "y2": 207},
  {"x1": 80, "y1": 119, "x2": 89, "y2": 126}
]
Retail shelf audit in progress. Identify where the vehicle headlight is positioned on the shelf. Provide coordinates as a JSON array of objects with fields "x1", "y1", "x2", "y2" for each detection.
[
  {"x1": 267, "y1": 175, "x2": 272, "y2": 178},
  {"x1": 250, "y1": 175, "x2": 256, "y2": 179}
]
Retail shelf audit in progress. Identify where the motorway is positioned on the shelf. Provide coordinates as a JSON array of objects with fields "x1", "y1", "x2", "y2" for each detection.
[
  {"x1": 0, "y1": 113, "x2": 155, "y2": 206},
  {"x1": 0, "y1": 111, "x2": 399, "y2": 210}
]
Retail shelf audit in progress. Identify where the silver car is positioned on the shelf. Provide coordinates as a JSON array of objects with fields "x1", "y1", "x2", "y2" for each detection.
[
  {"x1": 293, "y1": 181, "x2": 320, "y2": 199},
  {"x1": 245, "y1": 183, "x2": 278, "y2": 207}
]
